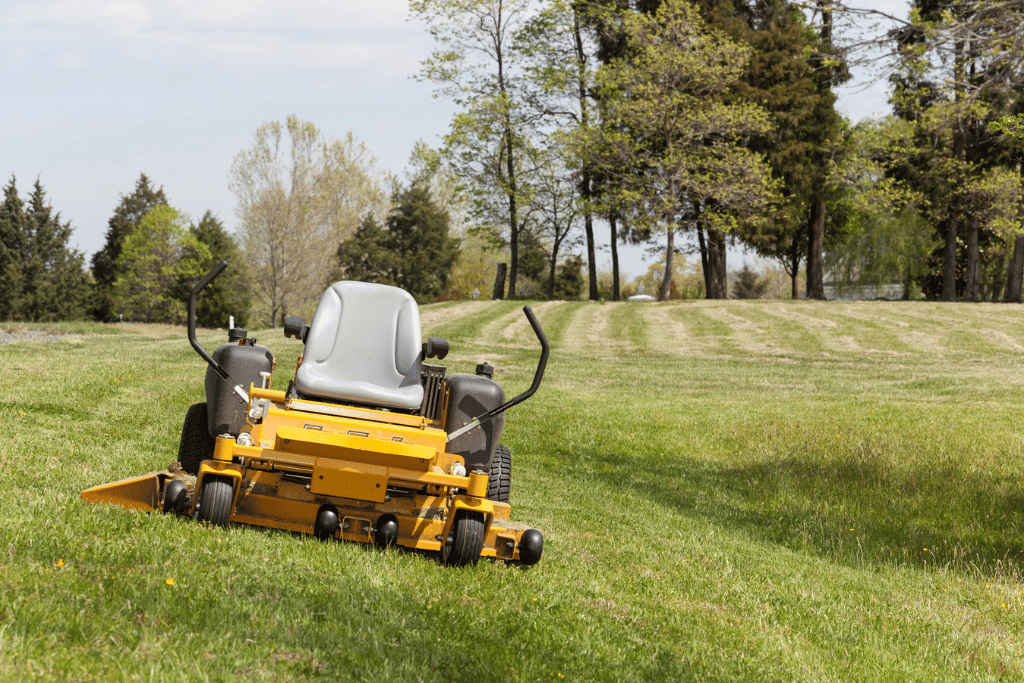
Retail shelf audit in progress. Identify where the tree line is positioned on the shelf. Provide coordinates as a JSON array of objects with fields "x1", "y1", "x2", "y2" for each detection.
[
  {"x1": 7, "y1": 0, "x2": 1024, "y2": 323},
  {"x1": 404, "y1": 0, "x2": 1024, "y2": 302}
]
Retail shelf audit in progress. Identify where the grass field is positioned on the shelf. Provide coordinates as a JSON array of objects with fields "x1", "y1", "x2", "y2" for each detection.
[{"x1": 4, "y1": 299, "x2": 1024, "y2": 681}]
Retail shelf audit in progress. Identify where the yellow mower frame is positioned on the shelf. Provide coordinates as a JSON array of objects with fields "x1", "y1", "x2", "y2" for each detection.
[{"x1": 82, "y1": 262, "x2": 546, "y2": 566}]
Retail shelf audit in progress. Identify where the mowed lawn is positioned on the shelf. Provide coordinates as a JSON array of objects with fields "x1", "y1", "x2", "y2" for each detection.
[{"x1": 3, "y1": 299, "x2": 1024, "y2": 681}]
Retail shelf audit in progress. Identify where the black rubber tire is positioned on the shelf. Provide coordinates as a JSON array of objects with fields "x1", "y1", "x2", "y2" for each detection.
[
  {"x1": 178, "y1": 402, "x2": 215, "y2": 476},
  {"x1": 195, "y1": 476, "x2": 234, "y2": 527},
  {"x1": 486, "y1": 444, "x2": 512, "y2": 503},
  {"x1": 442, "y1": 510, "x2": 486, "y2": 567}
]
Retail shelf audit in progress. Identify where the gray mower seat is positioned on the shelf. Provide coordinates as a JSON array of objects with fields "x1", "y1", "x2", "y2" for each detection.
[{"x1": 295, "y1": 281, "x2": 424, "y2": 411}]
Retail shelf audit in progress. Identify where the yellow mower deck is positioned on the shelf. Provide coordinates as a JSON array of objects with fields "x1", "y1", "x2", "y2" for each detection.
[{"x1": 81, "y1": 388, "x2": 539, "y2": 563}]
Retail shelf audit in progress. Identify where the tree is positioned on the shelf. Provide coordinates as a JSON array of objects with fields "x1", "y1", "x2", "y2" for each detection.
[
  {"x1": 576, "y1": 0, "x2": 776, "y2": 301},
  {"x1": 336, "y1": 181, "x2": 460, "y2": 304},
  {"x1": 526, "y1": 148, "x2": 583, "y2": 299},
  {"x1": 412, "y1": 0, "x2": 536, "y2": 298},
  {"x1": 732, "y1": 262, "x2": 768, "y2": 299},
  {"x1": 517, "y1": 0, "x2": 603, "y2": 300},
  {"x1": 91, "y1": 174, "x2": 167, "y2": 320},
  {"x1": 230, "y1": 116, "x2": 387, "y2": 326},
  {"x1": 0, "y1": 176, "x2": 91, "y2": 321},
  {"x1": 802, "y1": 0, "x2": 848, "y2": 300},
  {"x1": 553, "y1": 254, "x2": 585, "y2": 299},
  {"x1": 190, "y1": 211, "x2": 252, "y2": 328},
  {"x1": 0, "y1": 177, "x2": 27, "y2": 318},
  {"x1": 706, "y1": 0, "x2": 847, "y2": 300},
  {"x1": 112, "y1": 205, "x2": 209, "y2": 324},
  {"x1": 890, "y1": 0, "x2": 1024, "y2": 301}
]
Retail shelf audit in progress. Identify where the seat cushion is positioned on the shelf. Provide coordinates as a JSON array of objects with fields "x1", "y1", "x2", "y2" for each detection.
[{"x1": 295, "y1": 281, "x2": 424, "y2": 410}]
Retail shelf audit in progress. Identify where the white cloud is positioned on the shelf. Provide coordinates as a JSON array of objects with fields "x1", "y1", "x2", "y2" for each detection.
[
  {"x1": 7, "y1": 0, "x2": 154, "y2": 33},
  {"x1": 2, "y1": 0, "x2": 426, "y2": 77}
]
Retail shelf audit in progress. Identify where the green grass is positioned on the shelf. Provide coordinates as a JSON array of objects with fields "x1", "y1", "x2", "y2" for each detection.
[{"x1": 5, "y1": 301, "x2": 1024, "y2": 680}]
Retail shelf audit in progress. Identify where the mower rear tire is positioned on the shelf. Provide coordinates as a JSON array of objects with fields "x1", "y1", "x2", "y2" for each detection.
[
  {"x1": 195, "y1": 475, "x2": 234, "y2": 527},
  {"x1": 487, "y1": 444, "x2": 512, "y2": 503},
  {"x1": 442, "y1": 510, "x2": 486, "y2": 567},
  {"x1": 178, "y1": 403, "x2": 215, "y2": 475}
]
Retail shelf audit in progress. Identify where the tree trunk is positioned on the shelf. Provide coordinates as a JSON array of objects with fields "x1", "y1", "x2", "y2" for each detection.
[
  {"x1": 659, "y1": 225, "x2": 674, "y2": 301},
  {"x1": 788, "y1": 238, "x2": 801, "y2": 299},
  {"x1": 492, "y1": 263, "x2": 507, "y2": 300},
  {"x1": 1006, "y1": 235, "x2": 1024, "y2": 302},
  {"x1": 943, "y1": 36, "x2": 966, "y2": 302},
  {"x1": 496, "y1": 38, "x2": 518, "y2": 299},
  {"x1": 716, "y1": 232, "x2": 728, "y2": 298},
  {"x1": 610, "y1": 215, "x2": 620, "y2": 301},
  {"x1": 697, "y1": 222, "x2": 710, "y2": 296},
  {"x1": 941, "y1": 216, "x2": 958, "y2": 301},
  {"x1": 989, "y1": 250, "x2": 1006, "y2": 302},
  {"x1": 547, "y1": 249, "x2": 557, "y2": 300},
  {"x1": 705, "y1": 228, "x2": 727, "y2": 299},
  {"x1": 572, "y1": 9, "x2": 598, "y2": 301},
  {"x1": 583, "y1": 201, "x2": 597, "y2": 300},
  {"x1": 806, "y1": 196, "x2": 826, "y2": 299},
  {"x1": 965, "y1": 216, "x2": 980, "y2": 302},
  {"x1": 1007, "y1": 164, "x2": 1024, "y2": 302}
]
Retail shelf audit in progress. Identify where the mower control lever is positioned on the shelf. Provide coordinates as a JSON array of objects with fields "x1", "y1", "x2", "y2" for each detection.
[
  {"x1": 188, "y1": 260, "x2": 249, "y2": 404},
  {"x1": 447, "y1": 305, "x2": 549, "y2": 443}
]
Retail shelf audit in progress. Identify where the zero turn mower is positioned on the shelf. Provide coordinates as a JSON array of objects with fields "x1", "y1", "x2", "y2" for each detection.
[{"x1": 81, "y1": 261, "x2": 547, "y2": 566}]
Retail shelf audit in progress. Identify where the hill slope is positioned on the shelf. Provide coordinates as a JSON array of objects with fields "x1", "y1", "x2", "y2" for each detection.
[{"x1": 3, "y1": 299, "x2": 1024, "y2": 681}]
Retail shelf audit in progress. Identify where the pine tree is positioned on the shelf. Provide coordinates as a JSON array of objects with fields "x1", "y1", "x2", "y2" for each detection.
[
  {"x1": 189, "y1": 211, "x2": 253, "y2": 328},
  {"x1": 22, "y1": 180, "x2": 92, "y2": 321},
  {"x1": 91, "y1": 174, "x2": 167, "y2": 319},
  {"x1": 0, "y1": 177, "x2": 27, "y2": 319},
  {"x1": 0, "y1": 177, "x2": 91, "y2": 321},
  {"x1": 336, "y1": 182, "x2": 460, "y2": 304},
  {"x1": 706, "y1": 0, "x2": 847, "y2": 299}
]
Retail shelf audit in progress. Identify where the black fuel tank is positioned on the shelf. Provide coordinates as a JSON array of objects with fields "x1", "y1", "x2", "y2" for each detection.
[
  {"x1": 204, "y1": 342, "x2": 274, "y2": 437},
  {"x1": 444, "y1": 373, "x2": 505, "y2": 472}
]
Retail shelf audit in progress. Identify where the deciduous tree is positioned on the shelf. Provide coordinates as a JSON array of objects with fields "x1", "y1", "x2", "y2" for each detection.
[
  {"x1": 112, "y1": 205, "x2": 208, "y2": 324},
  {"x1": 230, "y1": 116, "x2": 387, "y2": 326},
  {"x1": 576, "y1": 0, "x2": 776, "y2": 301},
  {"x1": 412, "y1": 0, "x2": 536, "y2": 298}
]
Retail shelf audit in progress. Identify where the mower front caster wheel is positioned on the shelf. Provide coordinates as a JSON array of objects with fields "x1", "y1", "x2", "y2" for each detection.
[
  {"x1": 442, "y1": 510, "x2": 486, "y2": 567},
  {"x1": 195, "y1": 476, "x2": 234, "y2": 526}
]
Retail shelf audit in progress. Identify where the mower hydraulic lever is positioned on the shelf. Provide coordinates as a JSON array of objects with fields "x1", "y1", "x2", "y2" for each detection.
[
  {"x1": 447, "y1": 305, "x2": 549, "y2": 444},
  {"x1": 188, "y1": 260, "x2": 249, "y2": 404}
]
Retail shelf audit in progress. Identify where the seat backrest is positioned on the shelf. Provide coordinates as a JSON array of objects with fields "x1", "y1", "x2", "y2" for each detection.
[{"x1": 294, "y1": 281, "x2": 424, "y2": 411}]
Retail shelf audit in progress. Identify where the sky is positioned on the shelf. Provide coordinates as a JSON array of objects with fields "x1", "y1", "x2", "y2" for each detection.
[{"x1": 2, "y1": 0, "x2": 904, "y2": 281}]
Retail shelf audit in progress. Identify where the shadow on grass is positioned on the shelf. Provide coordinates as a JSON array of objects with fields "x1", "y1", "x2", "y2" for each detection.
[
  {"x1": 0, "y1": 401, "x2": 93, "y2": 422},
  {"x1": 593, "y1": 448, "x2": 1024, "y2": 577}
]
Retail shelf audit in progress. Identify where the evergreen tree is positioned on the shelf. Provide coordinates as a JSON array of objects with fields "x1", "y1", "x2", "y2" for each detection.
[
  {"x1": 0, "y1": 176, "x2": 91, "y2": 321},
  {"x1": 336, "y1": 181, "x2": 460, "y2": 303},
  {"x1": 706, "y1": 0, "x2": 847, "y2": 299},
  {"x1": 576, "y1": 0, "x2": 776, "y2": 301},
  {"x1": 0, "y1": 177, "x2": 27, "y2": 319},
  {"x1": 336, "y1": 215, "x2": 396, "y2": 287},
  {"x1": 22, "y1": 180, "x2": 92, "y2": 321},
  {"x1": 731, "y1": 262, "x2": 768, "y2": 299},
  {"x1": 189, "y1": 211, "x2": 252, "y2": 328},
  {"x1": 553, "y1": 254, "x2": 585, "y2": 300},
  {"x1": 91, "y1": 174, "x2": 167, "y2": 319}
]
